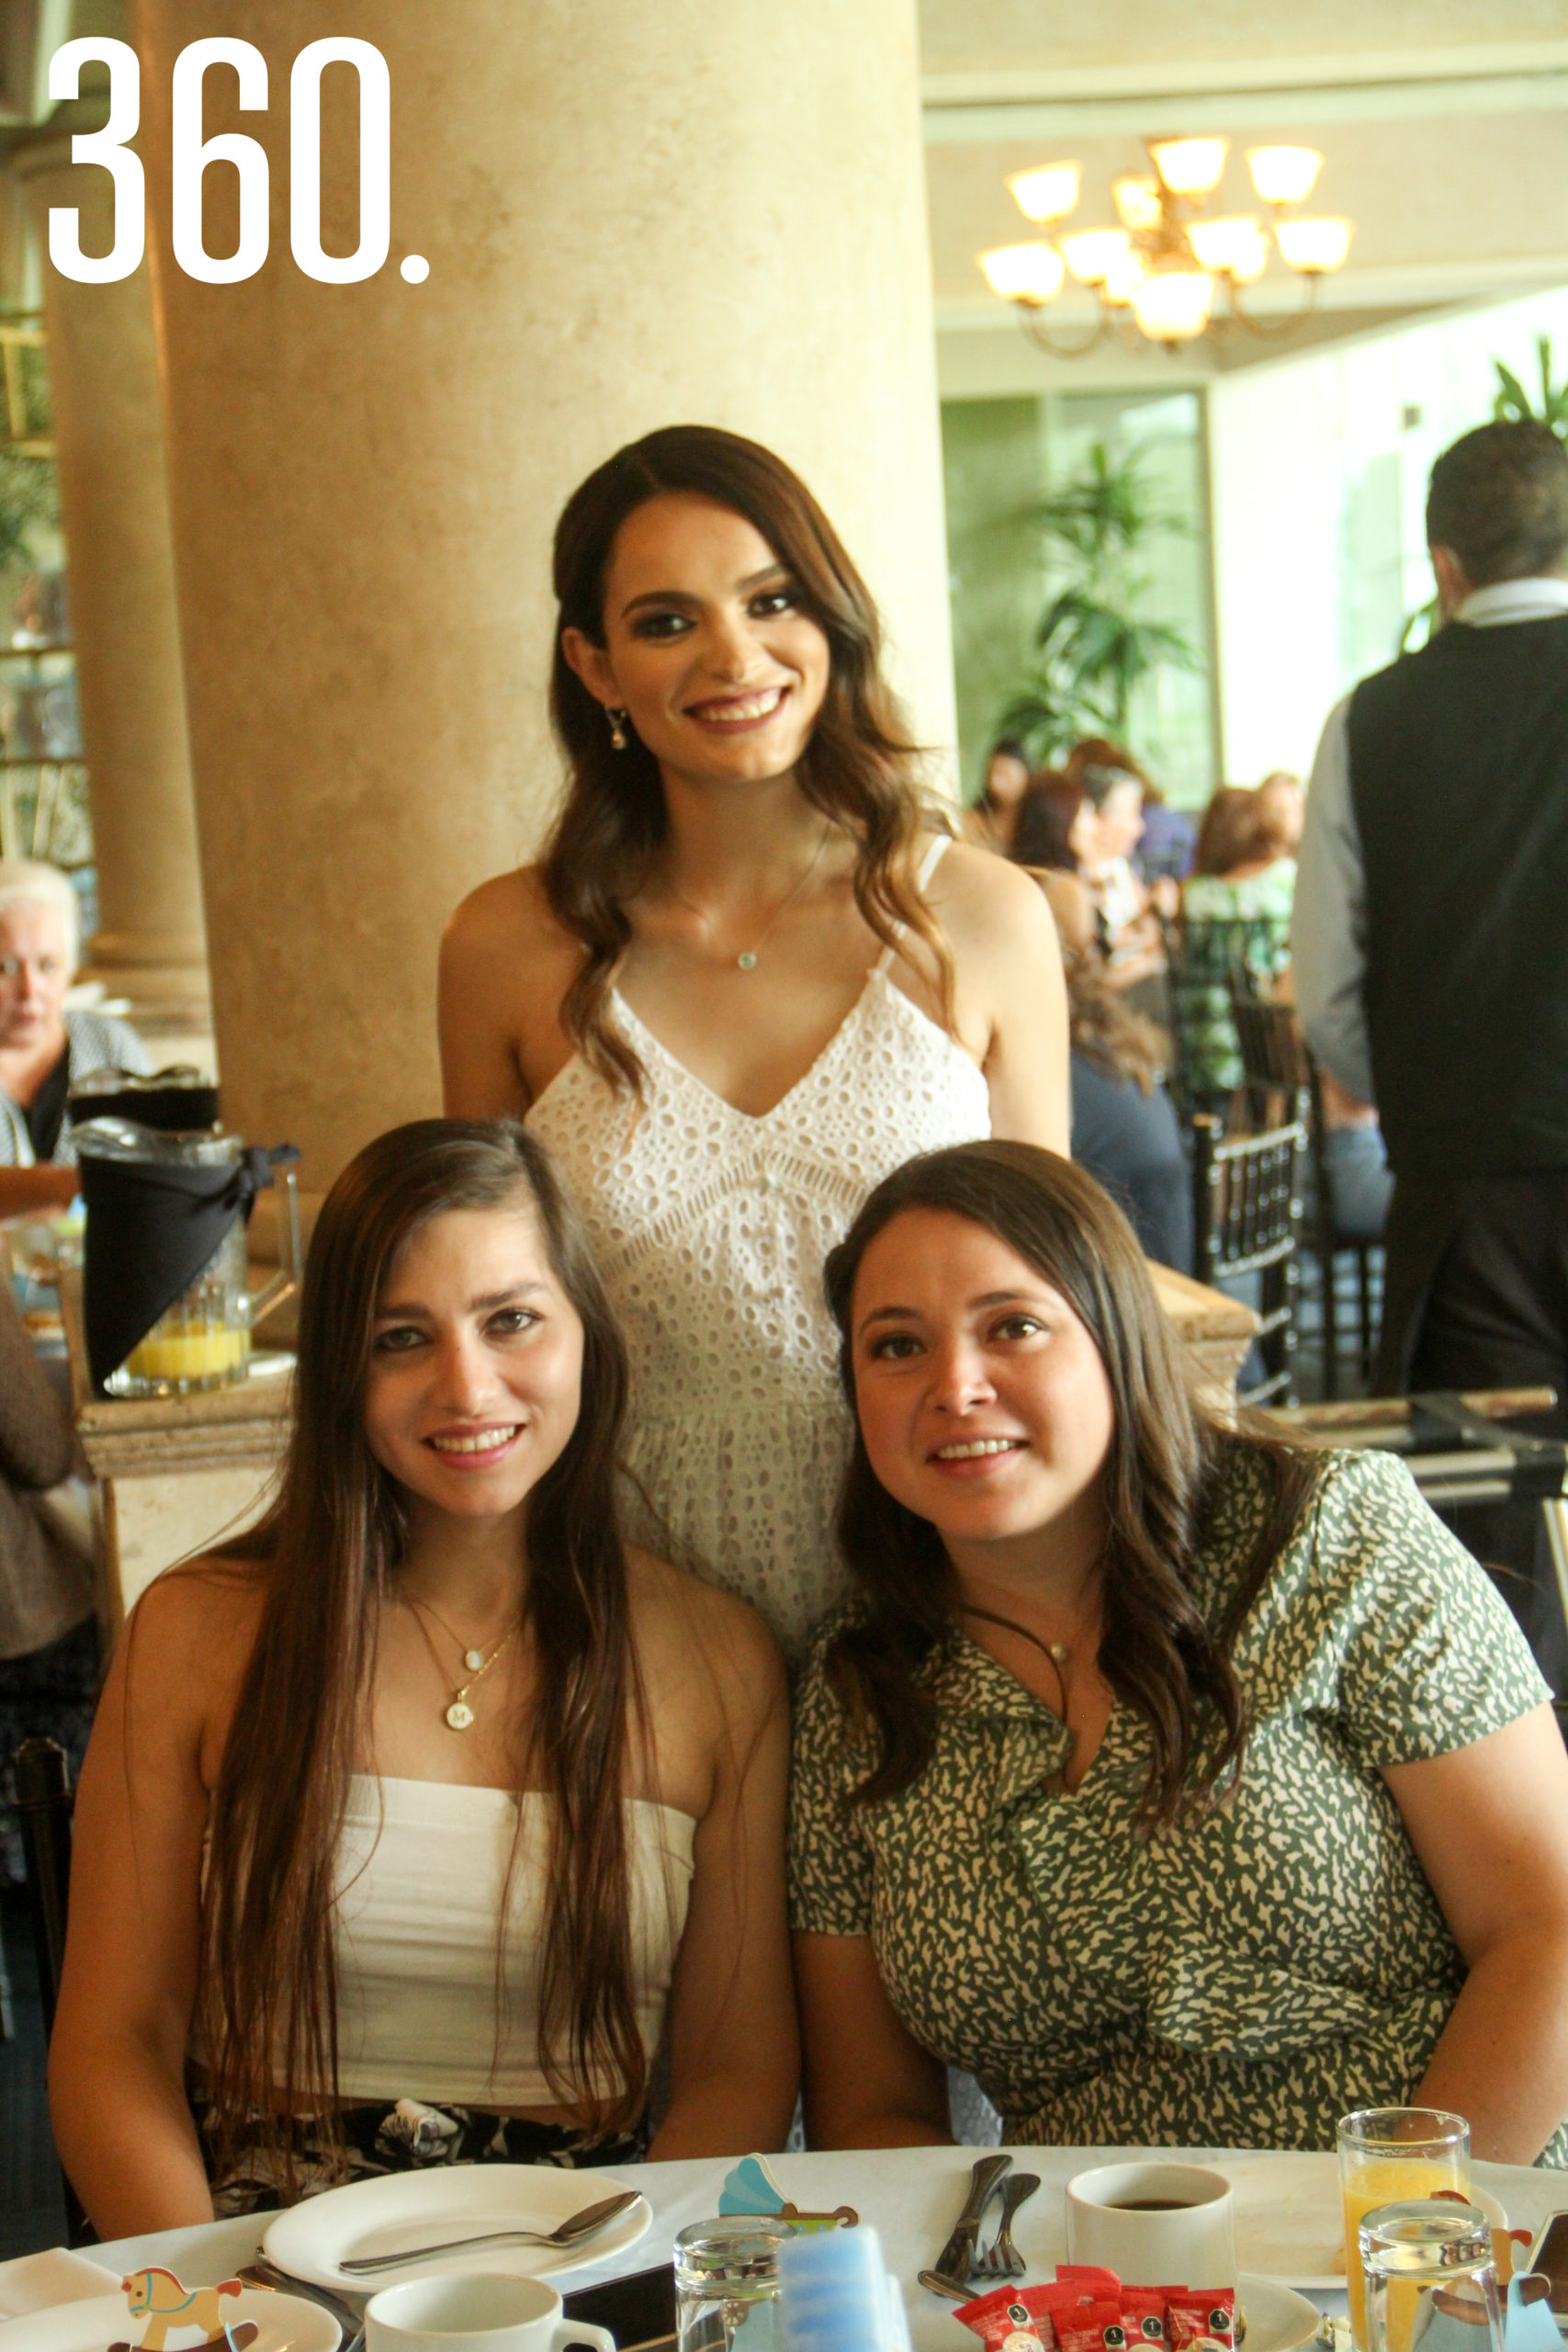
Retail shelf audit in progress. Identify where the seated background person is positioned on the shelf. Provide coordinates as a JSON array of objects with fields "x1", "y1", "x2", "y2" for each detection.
[
  {"x1": 791, "y1": 1141, "x2": 1568, "y2": 2160},
  {"x1": 0, "y1": 859, "x2": 149, "y2": 1216},
  {"x1": 0, "y1": 1275, "x2": 96, "y2": 1883}
]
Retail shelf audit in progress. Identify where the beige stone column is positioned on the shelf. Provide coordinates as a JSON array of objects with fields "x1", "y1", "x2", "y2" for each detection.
[
  {"x1": 131, "y1": 0, "x2": 954, "y2": 1190},
  {"x1": 13, "y1": 137, "x2": 210, "y2": 1048}
]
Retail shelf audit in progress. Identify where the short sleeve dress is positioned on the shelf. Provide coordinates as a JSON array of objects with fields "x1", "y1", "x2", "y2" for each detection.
[{"x1": 789, "y1": 1445, "x2": 1563, "y2": 2158}]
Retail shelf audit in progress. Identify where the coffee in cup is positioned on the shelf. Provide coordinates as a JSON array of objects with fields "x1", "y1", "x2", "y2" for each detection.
[{"x1": 1066, "y1": 2163, "x2": 1236, "y2": 2291}]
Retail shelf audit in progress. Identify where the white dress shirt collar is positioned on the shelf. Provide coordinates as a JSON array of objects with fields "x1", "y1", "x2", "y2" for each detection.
[{"x1": 1455, "y1": 575, "x2": 1568, "y2": 627}]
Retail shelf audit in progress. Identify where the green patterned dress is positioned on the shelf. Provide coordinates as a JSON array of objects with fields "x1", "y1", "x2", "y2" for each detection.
[{"x1": 789, "y1": 1445, "x2": 1565, "y2": 2158}]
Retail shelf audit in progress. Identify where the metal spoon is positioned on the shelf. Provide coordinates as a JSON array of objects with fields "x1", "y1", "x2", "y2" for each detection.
[{"x1": 339, "y1": 2188, "x2": 642, "y2": 2274}]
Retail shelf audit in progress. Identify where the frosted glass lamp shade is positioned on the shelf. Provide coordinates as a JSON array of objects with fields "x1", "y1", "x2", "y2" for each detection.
[
  {"x1": 979, "y1": 241, "x2": 1068, "y2": 303},
  {"x1": 1007, "y1": 162, "x2": 1082, "y2": 223},
  {"x1": 1101, "y1": 249, "x2": 1146, "y2": 306},
  {"x1": 1149, "y1": 136, "x2": 1229, "y2": 197},
  {"x1": 1060, "y1": 226, "x2": 1132, "y2": 285},
  {"x1": 1248, "y1": 145, "x2": 1323, "y2": 206},
  {"x1": 1275, "y1": 215, "x2": 1353, "y2": 274},
  {"x1": 1189, "y1": 215, "x2": 1269, "y2": 281},
  {"x1": 1132, "y1": 266, "x2": 1215, "y2": 342},
  {"x1": 1112, "y1": 174, "x2": 1163, "y2": 232}
]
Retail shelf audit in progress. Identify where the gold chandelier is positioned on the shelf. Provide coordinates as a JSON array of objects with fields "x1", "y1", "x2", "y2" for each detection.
[{"x1": 979, "y1": 139, "x2": 1353, "y2": 353}]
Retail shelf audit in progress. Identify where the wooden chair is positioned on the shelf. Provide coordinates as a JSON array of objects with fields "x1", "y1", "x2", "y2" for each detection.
[
  {"x1": 13, "y1": 1735, "x2": 88, "y2": 2245},
  {"x1": 1226, "y1": 979, "x2": 1382, "y2": 1402},
  {"x1": 1191, "y1": 1106, "x2": 1307, "y2": 1409},
  {"x1": 1162, "y1": 910, "x2": 1293, "y2": 1121}
]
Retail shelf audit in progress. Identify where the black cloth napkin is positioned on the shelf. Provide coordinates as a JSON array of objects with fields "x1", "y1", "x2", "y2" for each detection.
[{"x1": 80, "y1": 1142, "x2": 299, "y2": 1394}]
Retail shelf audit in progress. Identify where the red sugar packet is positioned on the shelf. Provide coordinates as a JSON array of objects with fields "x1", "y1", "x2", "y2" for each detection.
[
  {"x1": 1122, "y1": 2289, "x2": 1168, "y2": 2346},
  {"x1": 1164, "y1": 2290, "x2": 1236, "y2": 2351},
  {"x1": 1056, "y1": 2297, "x2": 1130, "y2": 2352},
  {"x1": 952, "y1": 2287, "x2": 1062, "y2": 2351},
  {"x1": 954, "y1": 2273, "x2": 1125, "y2": 2351}
]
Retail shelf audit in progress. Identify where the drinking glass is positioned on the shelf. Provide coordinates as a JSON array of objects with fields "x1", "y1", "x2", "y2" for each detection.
[
  {"x1": 1338, "y1": 2109, "x2": 1471, "y2": 2349},
  {"x1": 1359, "y1": 2199, "x2": 1504, "y2": 2352},
  {"x1": 674, "y1": 2218, "x2": 794, "y2": 2352}
]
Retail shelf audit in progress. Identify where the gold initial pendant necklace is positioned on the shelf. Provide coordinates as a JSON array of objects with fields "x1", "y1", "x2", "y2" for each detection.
[{"x1": 407, "y1": 1600, "x2": 516, "y2": 1733}]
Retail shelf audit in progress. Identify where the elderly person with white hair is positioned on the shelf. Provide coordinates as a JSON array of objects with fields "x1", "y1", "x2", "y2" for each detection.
[{"x1": 0, "y1": 858, "x2": 149, "y2": 1216}]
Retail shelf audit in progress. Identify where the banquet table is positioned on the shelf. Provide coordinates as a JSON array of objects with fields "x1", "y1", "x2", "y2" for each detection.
[{"x1": 17, "y1": 2144, "x2": 1562, "y2": 2352}]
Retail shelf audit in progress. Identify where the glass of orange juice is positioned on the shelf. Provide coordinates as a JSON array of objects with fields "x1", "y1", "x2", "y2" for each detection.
[{"x1": 1337, "y1": 2109, "x2": 1471, "y2": 2350}]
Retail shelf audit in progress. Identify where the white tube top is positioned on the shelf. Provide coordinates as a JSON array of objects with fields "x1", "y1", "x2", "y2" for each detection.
[{"x1": 331, "y1": 1775, "x2": 696, "y2": 2108}]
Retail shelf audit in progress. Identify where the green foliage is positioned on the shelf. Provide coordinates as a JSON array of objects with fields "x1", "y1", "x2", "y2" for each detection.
[
  {"x1": 995, "y1": 439, "x2": 1203, "y2": 762},
  {"x1": 0, "y1": 446, "x2": 57, "y2": 574},
  {"x1": 1493, "y1": 337, "x2": 1568, "y2": 437}
]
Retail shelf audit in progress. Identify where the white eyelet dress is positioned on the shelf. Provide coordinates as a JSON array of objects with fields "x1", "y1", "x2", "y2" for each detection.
[{"x1": 527, "y1": 854, "x2": 991, "y2": 1657}]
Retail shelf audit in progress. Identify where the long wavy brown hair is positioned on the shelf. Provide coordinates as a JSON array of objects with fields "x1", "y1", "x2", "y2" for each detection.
[
  {"x1": 190, "y1": 1120, "x2": 649, "y2": 2171},
  {"x1": 542, "y1": 424, "x2": 953, "y2": 1093},
  {"x1": 820, "y1": 1141, "x2": 1320, "y2": 1830}
]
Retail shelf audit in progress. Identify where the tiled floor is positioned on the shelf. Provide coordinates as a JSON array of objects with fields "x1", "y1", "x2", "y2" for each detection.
[{"x1": 0, "y1": 1885, "x2": 68, "y2": 2256}]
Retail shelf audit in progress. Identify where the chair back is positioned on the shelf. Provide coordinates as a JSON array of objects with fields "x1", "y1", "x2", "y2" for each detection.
[
  {"x1": 13, "y1": 1736, "x2": 72, "y2": 2036},
  {"x1": 1164, "y1": 911, "x2": 1292, "y2": 1117},
  {"x1": 1225, "y1": 979, "x2": 1383, "y2": 1398},
  {"x1": 1191, "y1": 1108, "x2": 1306, "y2": 1408}
]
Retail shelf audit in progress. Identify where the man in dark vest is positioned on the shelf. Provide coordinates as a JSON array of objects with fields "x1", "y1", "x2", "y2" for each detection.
[{"x1": 1296, "y1": 418, "x2": 1568, "y2": 1686}]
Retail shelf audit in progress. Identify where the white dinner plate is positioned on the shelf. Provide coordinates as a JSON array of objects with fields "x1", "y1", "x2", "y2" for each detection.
[
  {"x1": 263, "y1": 2165, "x2": 650, "y2": 2290},
  {"x1": 1238, "y1": 2273, "x2": 1323, "y2": 2352},
  {"x1": 0, "y1": 2290, "x2": 339, "y2": 2352},
  {"x1": 1224, "y1": 2151, "x2": 1346, "y2": 2289}
]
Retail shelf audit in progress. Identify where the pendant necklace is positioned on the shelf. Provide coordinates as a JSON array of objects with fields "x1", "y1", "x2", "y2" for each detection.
[
  {"x1": 406, "y1": 1598, "x2": 517, "y2": 1733},
  {"x1": 669, "y1": 819, "x2": 833, "y2": 972},
  {"x1": 958, "y1": 1603, "x2": 1085, "y2": 1719}
]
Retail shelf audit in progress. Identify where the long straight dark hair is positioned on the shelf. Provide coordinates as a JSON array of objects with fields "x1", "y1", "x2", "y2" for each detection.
[
  {"x1": 821, "y1": 1141, "x2": 1320, "y2": 1829},
  {"x1": 541, "y1": 424, "x2": 953, "y2": 1094},
  {"x1": 192, "y1": 1120, "x2": 648, "y2": 2166}
]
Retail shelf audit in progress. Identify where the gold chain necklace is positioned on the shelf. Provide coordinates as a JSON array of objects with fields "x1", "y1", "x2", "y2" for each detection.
[
  {"x1": 666, "y1": 819, "x2": 833, "y2": 972},
  {"x1": 406, "y1": 1600, "x2": 517, "y2": 1733}
]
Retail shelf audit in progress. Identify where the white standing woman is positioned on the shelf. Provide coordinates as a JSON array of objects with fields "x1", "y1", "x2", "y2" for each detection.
[{"x1": 441, "y1": 426, "x2": 1068, "y2": 1653}]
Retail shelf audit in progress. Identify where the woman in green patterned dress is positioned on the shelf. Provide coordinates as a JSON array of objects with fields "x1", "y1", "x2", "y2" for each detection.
[{"x1": 790, "y1": 1141, "x2": 1568, "y2": 2159}]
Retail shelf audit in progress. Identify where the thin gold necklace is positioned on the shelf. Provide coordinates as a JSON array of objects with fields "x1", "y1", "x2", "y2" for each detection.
[
  {"x1": 406, "y1": 1600, "x2": 517, "y2": 1733},
  {"x1": 666, "y1": 819, "x2": 833, "y2": 971}
]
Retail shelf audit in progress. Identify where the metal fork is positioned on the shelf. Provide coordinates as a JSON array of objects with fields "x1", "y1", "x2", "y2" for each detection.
[{"x1": 976, "y1": 2173, "x2": 1040, "y2": 2279}]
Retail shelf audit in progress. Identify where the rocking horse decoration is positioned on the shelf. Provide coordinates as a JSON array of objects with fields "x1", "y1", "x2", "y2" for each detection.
[
  {"x1": 718, "y1": 2154, "x2": 858, "y2": 2233},
  {"x1": 110, "y1": 2270, "x2": 259, "y2": 2352}
]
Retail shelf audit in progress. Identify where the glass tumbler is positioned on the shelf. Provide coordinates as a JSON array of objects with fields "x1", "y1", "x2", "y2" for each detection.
[
  {"x1": 1359, "y1": 2200, "x2": 1504, "y2": 2352},
  {"x1": 1339, "y1": 2109, "x2": 1471, "y2": 2349},
  {"x1": 674, "y1": 2217, "x2": 794, "y2": 2352}
]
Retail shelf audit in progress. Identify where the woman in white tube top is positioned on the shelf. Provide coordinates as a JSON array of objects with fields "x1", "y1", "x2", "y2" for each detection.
[
  {"x1": 441, "y1": 426, "x2": 1070, "y2": 1655},
  {"x1": 49, "y1": 1120, "x2": 795, "y2": 2237}
]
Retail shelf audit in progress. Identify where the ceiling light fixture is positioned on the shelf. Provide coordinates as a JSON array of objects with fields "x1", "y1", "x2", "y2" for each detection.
[{"x1": 978, "y1": 137, "x2": 1352, "y2": 356}]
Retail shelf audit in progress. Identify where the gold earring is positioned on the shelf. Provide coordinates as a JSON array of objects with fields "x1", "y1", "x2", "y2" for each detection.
[{"x1": 606, "y1": 707, "x2": 628, "y2": 752}]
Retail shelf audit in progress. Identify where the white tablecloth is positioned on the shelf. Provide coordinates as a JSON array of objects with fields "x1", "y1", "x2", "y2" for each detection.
[{"x1": 13, "y1": 2146, "x2": 1564, "y2": 2352}]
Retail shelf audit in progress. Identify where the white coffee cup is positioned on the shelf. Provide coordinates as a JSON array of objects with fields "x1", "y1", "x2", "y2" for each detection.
[
  {"x1": 1066, "y1": 2162, "x2": 1237, "y2": 2292},
  {"x1": 365, "y1": 2272, "x2": 615, "y2": 2352}
]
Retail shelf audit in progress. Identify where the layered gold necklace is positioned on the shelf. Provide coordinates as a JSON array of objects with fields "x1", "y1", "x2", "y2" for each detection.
[{"x1": 406, "y1": 1596, "x2": 516, "y2": 1733}]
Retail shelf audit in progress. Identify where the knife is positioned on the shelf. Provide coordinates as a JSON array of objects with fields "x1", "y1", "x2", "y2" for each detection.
[{"x1": 926, "y1": 2153, "x2": 1012, "y2": 2290}]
